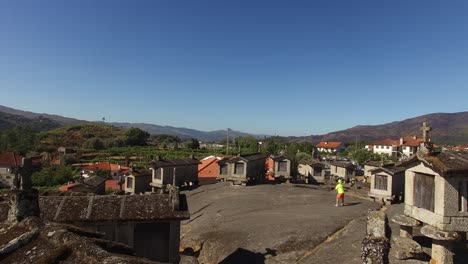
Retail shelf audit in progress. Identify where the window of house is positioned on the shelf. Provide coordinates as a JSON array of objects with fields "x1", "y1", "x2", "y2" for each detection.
[
  {"x1": 374, "y1": 174, "x2": 388, "y2": 190},
  {"x1": 127, "y1": 177, "x2": 133, "y2": 189},
  {"x1": 414, "y1": 173, "x2": 435, "y2": 212},
  {"x1": 234, "y1": 162, "x2": 244, "y2": 174},
  {"x1": 220, "y1": 164, "x2": 228, "y2": 175},
  {"x1": 459, "y1": 181, "x2": 468, "y2": 212},
  {"x1": 278, "y1": 161, "x2": 288, "y2": 172}
]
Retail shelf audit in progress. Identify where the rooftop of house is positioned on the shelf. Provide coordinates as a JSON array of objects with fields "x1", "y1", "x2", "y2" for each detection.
[
  {"x1": 198, "y1": 156, "x2": 221, "y2": 173},
  {"x1": 401, "y1": 150, "x2": 468, "y2": 176},
  {"x1": 316, "y1": 141, "x2": 343, "y2": 148},
  {"x1": 0, "y1": 152, "x2": 23, "y2": 168},
  {"x1": 400, "y1": 136, "x2": 424, "y2": 147},
  {"x1": 81, "y1": 162, "x2": 130, "y2": 172},
  {"x1": 373, "y1": 139, "x2": 400, "y2": 146},
  {"x1": 38, "y1": 194, "x2": 189, "y2": 223}
]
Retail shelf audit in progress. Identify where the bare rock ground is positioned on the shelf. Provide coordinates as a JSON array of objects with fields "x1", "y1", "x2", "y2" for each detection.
[{"x1": 180, "y1": 183, "x2": 379, "y2": 264}]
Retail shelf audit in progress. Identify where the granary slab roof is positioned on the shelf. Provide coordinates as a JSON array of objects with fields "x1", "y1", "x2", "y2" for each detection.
[
  {"x1": 330, "y1": 161, "x2": 356, "y2": 168},
  {"x1": 39, "y1": 194, "x2": 190, "y2": 223},
  {"x1": 0, "y1": 217, "x2": 162, "y2": 264},
  {"x1": 149, "y1": 158, "x2": 200, "y2": 168},
  {"x1": 300, "y1": 159, "x2": 324, "y2": 167},
  {"x1": 228, "y1": 153, "x2": 267, "y2": 163},
  {"x1": 401, "y1": 151, "x2": 468, "y2": 176},
  {"x1": 369, "y1": 166, "x2": 406, "y2": 175}
]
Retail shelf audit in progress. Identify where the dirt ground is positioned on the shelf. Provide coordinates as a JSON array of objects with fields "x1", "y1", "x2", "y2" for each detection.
[{"x1": 180, "y1": 182, "x2": 380, "y2": 264}]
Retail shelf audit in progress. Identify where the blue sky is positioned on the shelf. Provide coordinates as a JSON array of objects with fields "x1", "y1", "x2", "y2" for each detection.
[{"x1": 1, "y1": 0, "x2": 467, "y2": 136}]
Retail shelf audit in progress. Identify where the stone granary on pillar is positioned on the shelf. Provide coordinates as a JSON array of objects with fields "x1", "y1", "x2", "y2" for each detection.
[{"x1": 392, "y1": 122, "x2": 468, "y2": 264}]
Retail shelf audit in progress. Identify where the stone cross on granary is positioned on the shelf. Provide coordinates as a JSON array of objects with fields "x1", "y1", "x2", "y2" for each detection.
[{"x1": 421, "y1": 122, "x2": 432, "y2": 142}]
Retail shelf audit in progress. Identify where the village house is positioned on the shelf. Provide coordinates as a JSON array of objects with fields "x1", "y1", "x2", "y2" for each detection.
[
  {"x1": 368, "y1": 136, "x2": 425, "y2": 159},
  {"x1": 124, "y1": 169, "x2": 152, "y2": 194},
  {"x1": 265, "y1": 155, "x2": 292, "y2": 182},
  {"x1": 198, "y1": 155, "x2": 224, "y2": 185},
  {"x1": 80, "y1": 162, "x2": 130, "y2": 179},
  {"x1": 149, "y1": 156, "x2": 200, "y2": 192},
  {"x1": 368, "y1": 165, "x2": 406, "y2": 204},
  {"x1": 0, "y1": 152, "x2": 23, "y2": 188},
  {"x1": 392, "y1": 123, "x2": 468, "y2": 264},
  {"x1": 298, "y1": 159, "x2": 327, "y2": 183},
  {"x1": 329, "y1": 161, "x2": 356, "y2": 180},
  {"x1": 217, "y1": 153, "x2": 267, "y2": 185},
  {"x1": 316, "y1": 141, "x2": 345, "y2": 153}
]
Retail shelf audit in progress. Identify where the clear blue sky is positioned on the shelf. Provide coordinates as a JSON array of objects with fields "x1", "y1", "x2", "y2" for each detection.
[{"x1": 1, "y1": 0, "x2": 467, "y2": 136}]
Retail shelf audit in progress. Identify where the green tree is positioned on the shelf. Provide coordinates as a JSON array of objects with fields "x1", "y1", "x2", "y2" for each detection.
[
  {"x1": 186, "y1": 138, "x2": 200, "y2": 150},
  {"x1": 235, "y1": 136, "x2": 259, "y2": 153},
  {"x1": 0, "y1": 125, "x2": 36, "y2": 154},
  {"x1": 125, "y1": 128, "x2": 150, "y2": 146},
  {"x1": 31, "y1": 165, "x2": 77, "y2": 187}
]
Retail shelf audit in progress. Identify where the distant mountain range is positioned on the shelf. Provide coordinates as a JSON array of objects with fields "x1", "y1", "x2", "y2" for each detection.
[
  {"x1": 288, "y1": 112, "x2": 468, "y2": 145},
  {"x1": 0, "y1": 105, "x2": 467, "y2": 144}
]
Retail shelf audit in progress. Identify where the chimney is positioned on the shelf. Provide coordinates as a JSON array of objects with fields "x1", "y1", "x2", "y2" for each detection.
[
  {"x1": 400, "y1": 138, "x2": 404, "y2": 145},
  {"x1": 413, "y1": 135, "x2": 417, "y2": 140},
  {"x1": 325, "y1": 141, "x2": 328, "y2": 145}
]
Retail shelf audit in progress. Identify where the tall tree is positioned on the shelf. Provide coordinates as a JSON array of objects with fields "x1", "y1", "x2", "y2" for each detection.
[{"x1": 125, "y1": 128, "x2": 150, "y2": 146}]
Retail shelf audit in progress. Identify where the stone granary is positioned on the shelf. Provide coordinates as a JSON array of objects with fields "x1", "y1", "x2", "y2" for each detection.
[
  {"x1": 124, "y1": 169, "x2": 152, "y2": 194},
  {"x1": 364, "y1": 160, "x2": 395, "y2": 181},
  {"x1": 298, "y1": 159, "x2": 326, "y2": 183},
  {"x1": 38, "y1": 192, "x2": 190, "y2": 263},
  {"x1": 329, "y1": 161, "x2": 356, "y2": 180},
  {"x1": 149, "y1": 156, "x2": 200, "y2": 192},
  {"x1": 0, "y1": 152, "x2": 23, "y2": 188},
  {"x1": 392, "y1": 123, "x2": 468, "y2": 264},
  {"x1": 217, "y1": 153, "x2": 267, "y2": 185},
  {"x1": 368, "y1": 164, "x2": 406, "y2": 204},
  {"x1": 265, "y1": 155, "x2": 292, "y2": 182}
]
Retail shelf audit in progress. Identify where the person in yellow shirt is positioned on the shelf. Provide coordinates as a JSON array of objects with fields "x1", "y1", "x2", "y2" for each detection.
[{"x1": 335, "y1": 179, "x2": 345, "y2": 206}]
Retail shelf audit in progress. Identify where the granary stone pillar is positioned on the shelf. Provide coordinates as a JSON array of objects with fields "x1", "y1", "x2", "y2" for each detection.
[
  {"x1": 7, "y1": 158, "x2": 40, "y2": 223},
  {"x1": 361, "y1": 210, "x2": 390, "y2": 264},
  {"x1": 420, "y1": 225, "x2": 461, "y2": 264},
  {"x1": 391, "y1": 214, "x2": 421, "y2": 239}
]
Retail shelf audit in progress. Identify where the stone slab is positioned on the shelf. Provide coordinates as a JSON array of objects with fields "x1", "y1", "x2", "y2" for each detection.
[
  {"x1": 420, "y1": 225, "x2": 461, "y2": 241},
  {"x1": 391, "y1": 214, "x2": 421, "y2": 227}
]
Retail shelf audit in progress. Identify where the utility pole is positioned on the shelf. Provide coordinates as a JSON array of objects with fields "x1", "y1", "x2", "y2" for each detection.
[{"x1": 226, "y1": 128, "x2": 230, "y2": 155}]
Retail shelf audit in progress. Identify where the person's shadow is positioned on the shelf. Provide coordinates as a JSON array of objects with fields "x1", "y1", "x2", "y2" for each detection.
[{"x1": 343, "y1": 202, "x2": 361, "y2": 206}]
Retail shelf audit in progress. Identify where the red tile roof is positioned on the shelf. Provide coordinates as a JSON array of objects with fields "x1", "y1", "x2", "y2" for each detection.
[
  {"x1": 374, "y1": 139, "x2": 400, "y2": 146},
  {"x1": 316, "y1": 141, "x2": 343, "y2": 148},
  {"x1": 105, "y1": 179, "x2": 121, "y2": 190},
  {"x1": 58, "y1": 183, "x2": 75, "y2": 191},
  {"x1": 400, "y1": 136, "x2": 424, "y2": 147},
  {"x1": 0, "y1": 152, "x2": 23, "y2": 167}
]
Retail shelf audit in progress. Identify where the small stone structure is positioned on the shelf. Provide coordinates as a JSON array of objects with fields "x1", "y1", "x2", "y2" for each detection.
[
  {"x1": 330, "y1": 161, "x2": 356, "y2": 181},
  {"x1": 368, "y1": 165, "x2": 406, "y2": 204},
  {"x1": 217, "y1": 153, "x2": 267, "y2": 185},
  {"x1": 7, "y1": 158, "x2": 40, "y2": 223},
  {"x1": 361, "y1": 210, "x2": 390, "y2": 264},
  {"x1": 149, "y1": 156, "x2": 200, "y2": 191},
  {"x1": 266, "y1": 155, "x2": 292, "y2": 182},
  {"x1": 298, "y1": 159, "x2": 326, "y2": 183}
]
